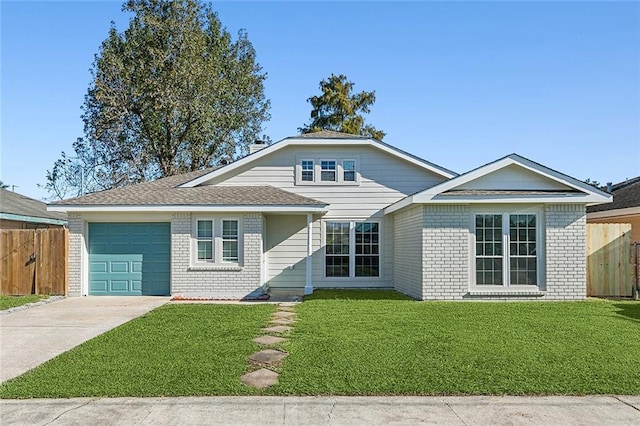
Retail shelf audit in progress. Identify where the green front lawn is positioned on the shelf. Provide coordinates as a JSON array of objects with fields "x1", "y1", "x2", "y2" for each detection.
[
  {"x1": 0, "y1": 295, "x2": 49, "y2": 311},
  {"x1": 0, "y1": 304, "x2": 276, "y2": 398},
  {"x1": 1, "y1": 291, "x2": 639, "y2": 397},
  {"x1": 275, "y1": 291, "x2": 640, "y2": 395}
]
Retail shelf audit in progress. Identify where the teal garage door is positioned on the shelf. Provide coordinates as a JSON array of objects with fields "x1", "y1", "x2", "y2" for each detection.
[{"x1": 89, "y1": 223, "x2": 170, "y2": 296}]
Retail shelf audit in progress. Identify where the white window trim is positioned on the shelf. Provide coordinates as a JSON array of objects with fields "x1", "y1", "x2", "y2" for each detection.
[
  {"x1": 321, "y1": 219, "x2": 382, "y2": 280},
  {"x1": 320, "y1": 159, "x2": 338, "y2": 183},
  {"x1": 220, "y1": 218, "x2": 240, "y2": 263},
  {"x1": 295, "y1": 155, "x2": 360, "y2": 185},
  {"x1": 191, "y1": 216, "x2": 242, "y2": 268},
  {"x1": 469, "y1": 206, "x2": 544, "y2": 291},
  {"x1": 195, "y1": 219, "x2": 215, "y2": 262},
  {"x1": 300, "y1": 159, "x2": 315, "y2": 183},
  {"x1": 342, "y1": 159, "x2": 357, "y2": 182}
]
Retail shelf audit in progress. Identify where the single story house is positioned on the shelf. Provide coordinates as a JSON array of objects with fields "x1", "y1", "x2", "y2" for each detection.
[
  {"x1": 1, "y1": 188, "x2": 67, "y2": 229},
  {"x1": 587, "y1": 177, "x2": 640, "y2": 243},
  {"x1": 49, "y1": 131, "x2": 611, "y2": 300}
]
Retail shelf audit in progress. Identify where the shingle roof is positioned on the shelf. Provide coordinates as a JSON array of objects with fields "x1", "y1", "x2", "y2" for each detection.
[
  {"x1": 587, "y1": 176, "x2": 640, "y2": 213},
  {"x1": 0, "y1": 189, "x2": 67, "y2": 221},
  {"x1": 50, "y1": 168, "x2": 327, "y2": 207},
  {"x1": 440, "y1": 190, "x2": 581, "y2": 197},
  {"x1": 295, "y1": 130, "x2": 369, "y2": 139}
]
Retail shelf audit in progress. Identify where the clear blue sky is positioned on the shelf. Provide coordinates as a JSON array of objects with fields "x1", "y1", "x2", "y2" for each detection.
[{"x1": 2, "y1": 1, "x2": 639, "y2": 200}]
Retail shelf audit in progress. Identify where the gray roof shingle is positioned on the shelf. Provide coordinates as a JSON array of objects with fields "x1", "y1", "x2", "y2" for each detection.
[
  {"x1": 440, "y1": 190, "x2": 581, "y2": 196},
  {"x1": 295, "y1": 130, "x2": 369, "y2": 139},
  {"x1": 587, "y1": 177, "x2": 640, "y2": 213},
  {"x1": 1, "y1": 189, "x2": 67, "y2": 221},
  {"x1": 50, "y1": 168, "x2": 327, "y2": 208}
]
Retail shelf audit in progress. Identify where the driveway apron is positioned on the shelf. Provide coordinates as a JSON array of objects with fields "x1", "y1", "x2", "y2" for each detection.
[{"x1": 0, "y1": 296, "x2": 169, "y2": 383}]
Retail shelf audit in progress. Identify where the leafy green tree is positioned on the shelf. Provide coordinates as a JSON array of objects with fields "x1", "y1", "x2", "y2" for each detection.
[
  {"x1": 46, "y1": 0, "x2": 270, "y2": 199},
  {"x1": 299, "y1": 74, "x2": 385, "y2": 140}
]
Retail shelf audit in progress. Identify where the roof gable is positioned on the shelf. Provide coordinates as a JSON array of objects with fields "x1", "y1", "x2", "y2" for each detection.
[
  {"x1": 385, "y1": 154, "x2": 612, "y2": 213},
  {"x1": 180, "y1": 134, "x2": 457, "y2": 188}
]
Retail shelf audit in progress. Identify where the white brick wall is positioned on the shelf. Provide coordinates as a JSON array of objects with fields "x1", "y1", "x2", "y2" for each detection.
[
  {"x1": 544, "y1": 204, "x2": 587, "y2": 300},
  {"x1": 170, "y1": 212, "x2": 264, "y2": 299},
  {"x1": 67, "y1": 213, "x2": 84, "y2": 296},
  {"x1": 421, "y1": 205, "x2": 470, "y2": 300},
  {"x1": 393, "y1": 206, "x2": 423, "y2": 299}
]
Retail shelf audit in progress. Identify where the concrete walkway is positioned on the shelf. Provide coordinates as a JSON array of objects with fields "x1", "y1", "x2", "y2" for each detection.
[
  {"x1": 0, "y1": 296, "x2": 169, "y2": 383},
  {"x1": 1, "y1": 395, "x2": 639, "y2": 425}
]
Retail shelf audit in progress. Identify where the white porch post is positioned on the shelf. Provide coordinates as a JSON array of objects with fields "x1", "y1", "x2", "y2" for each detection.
[{"x1": 304, "y1": 213, "x2": 314, "y2": 295}]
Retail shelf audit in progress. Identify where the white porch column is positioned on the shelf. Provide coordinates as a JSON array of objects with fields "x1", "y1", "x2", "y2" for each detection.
[{"x1": 304, "y1": 213, "x2": 314, "y2": 295}]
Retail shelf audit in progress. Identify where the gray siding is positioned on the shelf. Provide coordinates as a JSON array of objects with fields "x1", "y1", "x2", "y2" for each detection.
[
  {"x1": 265, "y1": 214, "x2": 307, "y2": 289},
  {"x1": 204, "y1": 145, "x2": 447, "y2": 219}
]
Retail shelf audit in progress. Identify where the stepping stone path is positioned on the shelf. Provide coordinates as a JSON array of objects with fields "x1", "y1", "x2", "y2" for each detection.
[
  {"x1": 253, "y1": 335, "x2": 286, "y2": 345},
  {"x1": 241, "y1": 302, "x2": 300, "y2": 389},
  {"x1": 240, "y1": 368, "x2": 280, "y2": 389},
  {"x1": 262, "y1": 325, "x2": 292, "y2": 333}
]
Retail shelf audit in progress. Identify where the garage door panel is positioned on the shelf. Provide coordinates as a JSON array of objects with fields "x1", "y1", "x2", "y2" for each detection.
[
  {"x1": 90, "y1": 280, "x2": 108, "y2": 292},
  {"x1": 90, "y1": 262, "x2": 108, "y2": 273},
  {"x1": 89, "y1": 223, "x2": 170, "y2": 296},
  {"x1": 110, "y1": 261, "x2": 130, "y2": 273},
  {"x1": 111, "y1": 280, "x2": 130, "y2": 292}
]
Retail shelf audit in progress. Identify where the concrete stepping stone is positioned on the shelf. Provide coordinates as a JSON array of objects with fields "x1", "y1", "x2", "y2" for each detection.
[
  {"x1": 249, "y1": 349, "x2": 288, "y2": 364},
  {"x1": 279, "y1": 302, "x2": 298, "y2": 308},
  {"x1": 270, "y1": 318, "x2": 294, "y2": 325},
  {"x1": 262, "y1": 325, "x2": 292, "y2": 333},
  {"x1": 254, "y1": 335, "x2": 287, "y2": 345},
  {"x1": 273, "y1": 311, "x2": 296, "y2": 318},
  {"x1": 240, "y1": 368, "x2": 279, "y2": 388}
]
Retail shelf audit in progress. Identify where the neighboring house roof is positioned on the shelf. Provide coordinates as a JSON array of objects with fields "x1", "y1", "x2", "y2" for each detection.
[
  {"x1": 385, "y1": 154, "x2": 612, "y2": 214},
  {"x1": 48, "y1": 167, "x2": 328, "y2": 213},
  {"x1": 0, "y1": 188, "x2": 67, "y2": 225},
  {"x1": 180, "y1": 132, "x2": 458, "y2": 188},
  {"x1": 587, "y1": 176, "x2": 640, "y2": 214}
]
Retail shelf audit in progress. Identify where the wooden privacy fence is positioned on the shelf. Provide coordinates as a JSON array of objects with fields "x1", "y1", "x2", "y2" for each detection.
[
  {"x1": 586, "y1": 223, "x2": 635, "y2": 297},
  {"x1": 0, "y1": 228, "x2": 68, "y2": 295}
]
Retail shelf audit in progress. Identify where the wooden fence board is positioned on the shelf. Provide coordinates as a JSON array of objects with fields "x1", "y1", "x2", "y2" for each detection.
[
  {"x1": 586, "y1": 223, "x2": 632, "y2": 297},
  {"x1": 0, "y1": 229, "x2": 68, "y2": 295}
]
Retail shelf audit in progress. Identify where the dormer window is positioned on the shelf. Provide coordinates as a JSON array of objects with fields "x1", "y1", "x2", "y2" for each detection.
[
  {"x1": 301, "y1": 160, "x2": 314, "y2": 181},
  {"x1": 296, "y1": 156, "x2": 359, "y2": 185},
  {"x1": 343, "y1": 160, "x2": 356, "y2": 182},
  {"x1": 320, "y1": 160, "x2": 336, "y2": 182}
]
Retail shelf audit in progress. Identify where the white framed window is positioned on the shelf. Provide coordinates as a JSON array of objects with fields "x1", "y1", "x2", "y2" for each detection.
[
  {"x1": 343, "y1": 159, "x2": 356, "y2": 182},
  {"x1": 296, "y1": 156, "x2": 359, "y2": 185},
  {"x1": 221, "y1": 219, "x2": 239, "y2": 262},
  {"x1": 301, "y1": 160, "x2": 314, "y2": 182},
  {"x1": 320, "y1": 160, "x2": 337, "y2": 182},
  {"x1": 324, "y1": 220, "x2": 380, "y2": 278},
  {"x1": 192, "y1": 217, "x2": 241, "y2": 265},
  {"x1": 472, "y1": 211, "x2": 541, "y2": 287},
  {"x1": 196, "y1": 220, "x2": 214, "y2": 261}
]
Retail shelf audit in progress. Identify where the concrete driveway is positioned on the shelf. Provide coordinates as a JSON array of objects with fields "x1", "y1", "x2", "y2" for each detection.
[{"x1": 0, "y1": 297, "x2": 169, "y2": 383}]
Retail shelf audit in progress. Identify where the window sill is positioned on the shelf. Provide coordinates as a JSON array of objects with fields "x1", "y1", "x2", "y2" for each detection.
[
  {"x1": 188, "y1": 265, "x2": 243, "y2": 272},
  {"x1": 467, "y1": 289, "x2": 545, "y2": 297},
  {"x1": 295, "y1": 181, "x2": 360, "y2": 186}
]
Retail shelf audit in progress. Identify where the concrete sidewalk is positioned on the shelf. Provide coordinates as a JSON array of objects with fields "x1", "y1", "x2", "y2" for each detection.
[
  {"x1": 0, "y1": 296, "x2": 169, "y2": 382},
  {"x1": 1, "y1": 396, "x2": 639, "y2": 425}
]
